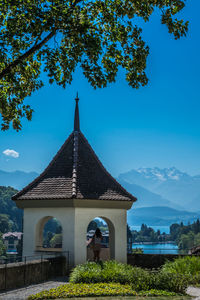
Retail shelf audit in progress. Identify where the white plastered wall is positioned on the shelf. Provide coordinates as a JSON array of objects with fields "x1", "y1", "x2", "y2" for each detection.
[
  {"x1": 74, "y1": 207, "x2": 127, "y2": 265},
  {"x1": 23, "y1": 206, "x2": 127, "y2": 266},
  {"x1": 23, "y1": 207, "x2": 75, "y2": 262}
]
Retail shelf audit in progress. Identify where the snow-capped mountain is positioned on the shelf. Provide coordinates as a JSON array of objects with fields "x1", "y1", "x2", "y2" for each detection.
[
  {"x1": 137, "y1": 167, "x2": 191, "y2": 182},
  {"x1": 118, "y1": 167, "x2": 200, "y2": 211}
]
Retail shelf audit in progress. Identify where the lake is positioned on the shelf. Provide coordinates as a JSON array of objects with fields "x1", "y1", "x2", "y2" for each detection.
[{"x1": 132, "y1": 243, "x2": 178, "y2": 254}]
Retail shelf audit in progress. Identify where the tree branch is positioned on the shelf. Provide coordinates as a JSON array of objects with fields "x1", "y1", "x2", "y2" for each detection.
[
  {"x1": 0, "y1": 31, "x2": 56, "y2": 80},
  {"x1": 0, "y1": 0, "x2": 85, "y2": 80}
]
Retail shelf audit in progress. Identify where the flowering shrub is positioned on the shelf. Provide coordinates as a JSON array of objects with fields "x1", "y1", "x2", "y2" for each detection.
[{"x1": 27, "y1": 283, "x2": 176, "y2": 299}]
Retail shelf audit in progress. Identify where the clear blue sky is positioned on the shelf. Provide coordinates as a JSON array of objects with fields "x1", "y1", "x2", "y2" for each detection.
[{"x1": 0, "y1": 0, "x2": 200, "y2": 177}]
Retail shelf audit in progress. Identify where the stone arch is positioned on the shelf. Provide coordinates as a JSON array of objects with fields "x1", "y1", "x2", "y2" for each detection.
[
  {"x1": 86, "y1": 216, "x2": 115, "y2": 261},
  {"x1": 35, "y1": 216, "x2": 63, "y2": 252}
]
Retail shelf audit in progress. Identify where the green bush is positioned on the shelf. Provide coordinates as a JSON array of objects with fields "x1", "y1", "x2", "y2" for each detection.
[
  {"x1": 69, "y1": 261, "x2": 123, "y2": 284},
  {"x1": 162, "y1": 256, "x2": 200, "y2": 276},
  {"x1": 162, "y1": 256, "x2": 200, "y2": 285},
  {"x1": 27, "y1": 283, "x2": 176, "y2": 299},
  {"x1": 69, "y1": 261, "x2": 102, "y2": 283},
  {"x1": 132, "y1": 247, "x2": 144, "y2": 254},
  {"x1": 70, "y1": 260, "x2": 148, "y2": 285},
  {"x1": 127, "y1": 266, "x2": 152, "y2": 291},
  {"x1": 130, "y1": 269, "x2": 187, "y2": 293},
  {"x1": 69, "y1": 260, "x2": 188, "y2": 293},
  {"x1": 28, "y1": 259, "x2": 197, "y2": 299},
  {"x1": 150, "y1": 271, "x2": 188, "y2": 293}
]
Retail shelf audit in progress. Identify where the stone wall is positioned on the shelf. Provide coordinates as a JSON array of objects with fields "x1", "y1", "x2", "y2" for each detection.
[
  {"x1": 0, "y1": 256, "x2": 67, "y2": 291},
  {"x1": 127, "y1": 253, "x2": 189, "y2": 269}
]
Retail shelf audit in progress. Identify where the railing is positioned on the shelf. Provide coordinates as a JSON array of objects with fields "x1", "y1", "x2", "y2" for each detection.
[
  {"x1": 0, "y1": 251, "x2": 70, "y2": 291},
  {"x1": 0, "y1": 251, "x2": 69, "y2": 264}
]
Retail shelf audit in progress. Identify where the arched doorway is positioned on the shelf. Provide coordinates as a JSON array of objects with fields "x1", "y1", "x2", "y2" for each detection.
[
  {"x1": 35, "y1": 216, "x2": 62, "y2": 252},
  {"x1": 86, "y1": 217, "x2": 115, "y2": 261}
]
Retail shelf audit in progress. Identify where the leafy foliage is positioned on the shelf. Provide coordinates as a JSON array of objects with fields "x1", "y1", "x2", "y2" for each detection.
[
  {"x1": 0, "y1": 0, "x2": 188, "y2": 130},
  {"x1": 170, "y1": 220, "x2": 200, "y2": 239},
  {"x1": 132, "y1": 220, "x2": 200, "y2": 249},
  {"x1": 43, "y1": 218, "x2": 62, "y2": 235},
  {"x1": 0, "y1": 214, "x2": 12, "y2": 233},
  {"x1": 170, "y1": 220, "x2": 200, "y2": 252},
  {"x1": 132, "y1": 223, "x2": 170, "y2": 243},
  {"x1": 149, "y1": 271, "x2": 188, "y2": 294},
  {"x1": 69, "y1": 260, "x2": 189, "y2": 293},
  {"x1": 49, "y1": 233, "x2": 62, "y2": 248},
  {"x1": 70, "y1": 260, "x2": 135, "y2": 284},
  {"x1": 27, "y1": 282, "x2": 176, "y2": 299},
  {"x1": 178, "y1": 232, "x2": 200, "y2": 253},
  {"x1": 132, "y1": 247, "x2": 144, "y2": 254},
  {"x1": 0, "y1": 186, "x2": 22, "y2": 232},
  {"x1": 0, "y1": 233, "x2": 6, "y2": 257},
  {"x1": 162, "y1": 256, "x2": 200, "y2": 285},
  {"x1": 28, "y1": 258, "x2": 200, "y2": 299},
  {"x1": 43, "y1": 218, "x2": 62, "y2": 247}
]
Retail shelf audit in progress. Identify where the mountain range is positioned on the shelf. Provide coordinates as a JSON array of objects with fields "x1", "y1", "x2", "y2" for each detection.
[
  {"x1": 0, "y1": 170, "x2": 38, "y2": 190},
  {"x1": 1, "y1": 167, "x2": 200, "y2": 228},
  {"x1": 118, "y1": 179, "x2": 183, "y2": 210},
  {"x1": 127, "y1": 206, "x2": 200, "y2": 227},
  {"x1": 118, "y1": 167, "x2": 200, "y2": 211}
]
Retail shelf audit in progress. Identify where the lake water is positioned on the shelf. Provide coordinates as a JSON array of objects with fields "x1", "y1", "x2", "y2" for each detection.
[
  {"x1": 132, "y1": 243, "x2": 178, "y2": 254},
  {"x1": 130, "y1": 225, "x2": 170, "y2": 234},
  {"x1": 130, "y1": 226, "x2": 179, "y2": 254}
]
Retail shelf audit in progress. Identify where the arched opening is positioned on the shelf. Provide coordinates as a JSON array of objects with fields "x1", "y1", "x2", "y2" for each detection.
[
  {"x1": 86, "y1": 217, "x2": 115, "y2": 261},
  {"x1": 35, "y1": 216, "x2": 62, "y2": 252}
]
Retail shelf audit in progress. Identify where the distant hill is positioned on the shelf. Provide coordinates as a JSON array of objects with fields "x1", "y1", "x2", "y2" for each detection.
[
  {"x1": 0, "y1": 186, "x2": 22, "y2": 231},
  {"x1": 119, "y1": 179, "x2": 183, "y2": 210},
  {"x1": 128, "y1": 206, "x2": 200, "y2": 227},
  {"x1": 1, "y1": 168, "x2": 200, "y2": 229},
  {"x1": 119, "y1": 167, "x2": 200, "y2": 211},
  {"x1": 0, "y1": 170, "x2": 38, "y2": 190}
]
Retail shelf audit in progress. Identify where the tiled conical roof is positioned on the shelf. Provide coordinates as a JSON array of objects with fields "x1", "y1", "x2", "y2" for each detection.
[{"x1": 12, "y1": 96, "x2": 136, "y2": 202}]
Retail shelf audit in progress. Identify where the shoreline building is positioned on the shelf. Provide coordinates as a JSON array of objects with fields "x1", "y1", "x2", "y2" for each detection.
[
  {"x1": 12, "y1": 96, "x2": 136, "y2": 265},
  {"x1": 3, "y1": 232, "x2": 23, "y2": 256}
]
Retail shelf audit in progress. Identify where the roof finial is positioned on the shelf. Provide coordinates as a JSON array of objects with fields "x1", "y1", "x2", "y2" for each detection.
[
  {"x1": 75, "y1": 92, "x2": 79, "y2": 103},
  {"x1": 74, "y1": 92, "x2": 80, "y2": 131}
]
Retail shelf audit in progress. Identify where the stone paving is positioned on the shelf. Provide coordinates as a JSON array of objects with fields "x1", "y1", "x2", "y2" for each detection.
[
  {"x1": 0, "y1": 277, "x2": 68, "y2": 300},
  {"x1": 186, "y1": 286, "x2": 200, "y2": 299}
]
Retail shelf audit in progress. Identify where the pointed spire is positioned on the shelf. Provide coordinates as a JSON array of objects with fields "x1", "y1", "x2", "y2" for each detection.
[{"x1": 74, "y1": 92, "x2": 80, "y2": 132}]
